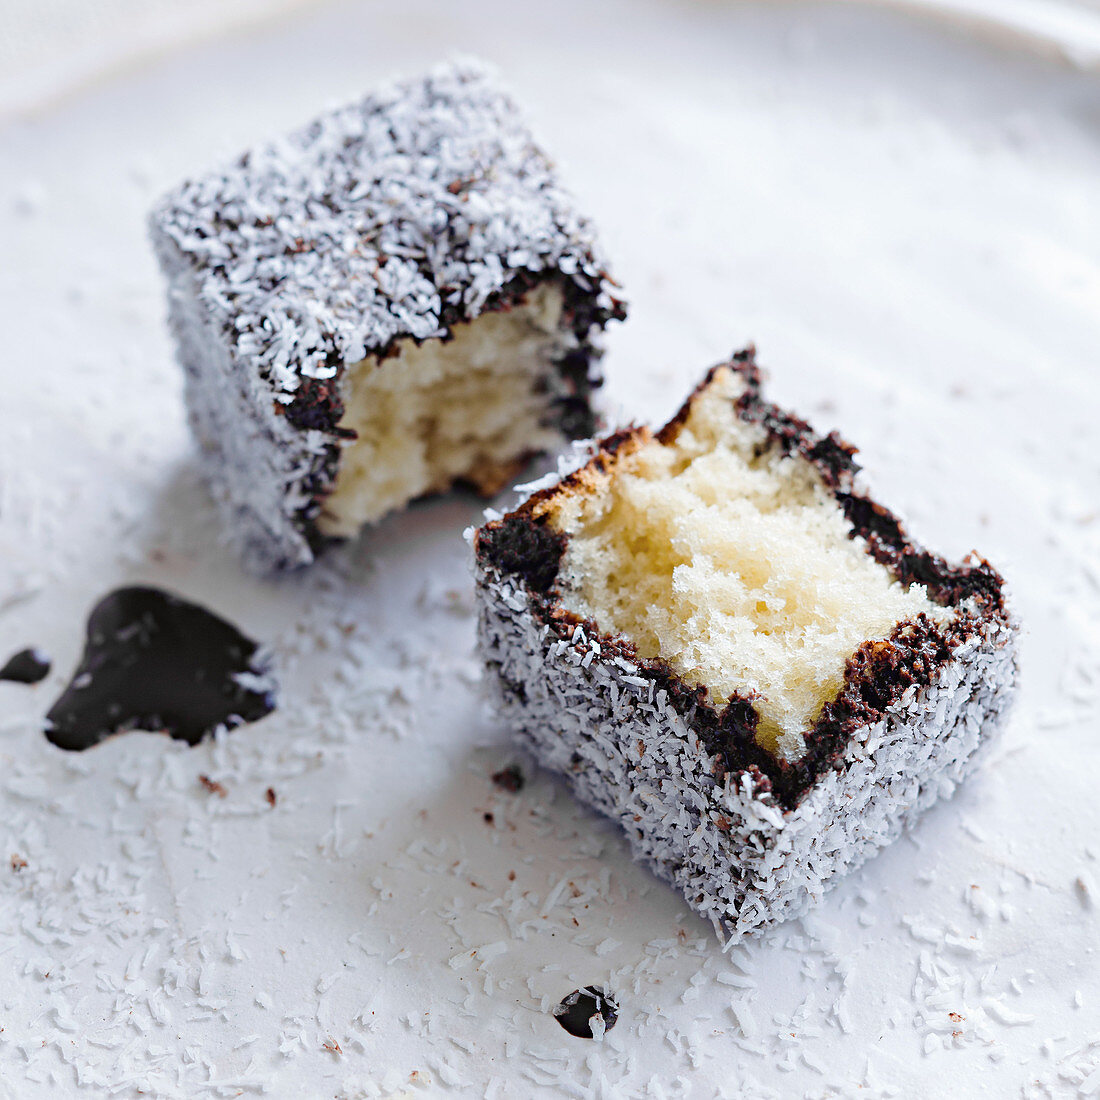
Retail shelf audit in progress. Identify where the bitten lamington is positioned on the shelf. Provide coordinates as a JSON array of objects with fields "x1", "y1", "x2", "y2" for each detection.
[
  {"x1": 151, "y1": 61, "x2": 624, "y2": 571},
  {"x1": 474, "y1": 350, "x2": 1018, "y2": 938}
]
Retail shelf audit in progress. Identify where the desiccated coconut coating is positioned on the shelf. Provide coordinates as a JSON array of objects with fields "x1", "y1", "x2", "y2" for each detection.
[
  {"x1": 474, "y1": 349, "x2": 1019, "y2": 939},
  {"x1": 151, "y1": 59, "x2": 624, "y2": 571}
]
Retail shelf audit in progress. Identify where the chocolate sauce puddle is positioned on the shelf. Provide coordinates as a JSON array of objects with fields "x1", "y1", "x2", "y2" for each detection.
[
  {"x1": 0, "y1": 648, "x2": 51, "y2": 684},
  {"x1": 553, "y1": 986, "x2": 619, "y2": 1039},
  {"x1": 46, "y1": 586, "x2": 276, "y2": 751}
]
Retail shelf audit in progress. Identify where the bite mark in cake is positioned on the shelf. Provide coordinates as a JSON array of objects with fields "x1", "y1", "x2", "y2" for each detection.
[
  {"x1": 319, "y1": 283, "x2": 574, "y2": 537},
  {"x1": 546, "y1": 366, "x2": 947, "y2": 762}
]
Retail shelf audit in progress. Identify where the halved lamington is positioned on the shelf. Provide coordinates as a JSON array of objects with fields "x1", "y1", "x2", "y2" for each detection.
[
  {"x1": 474, "y1": 349, "x2": 1018, "y2": 938},
  {"x1": 151, "y1": 60, "x2": 624, "y2": 572}
]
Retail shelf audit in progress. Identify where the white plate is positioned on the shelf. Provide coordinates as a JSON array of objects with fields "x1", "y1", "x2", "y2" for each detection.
[{"x1": 1, "y1": 1, "x2": 1098, "y2": 1096}]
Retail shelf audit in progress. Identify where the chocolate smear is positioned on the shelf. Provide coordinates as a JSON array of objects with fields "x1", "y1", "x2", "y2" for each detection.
[
  {"x1": 553, "y1": 986, "x2": 619, "y2": 1039},
  {"x1": 0, "y1": 647, "x2": 51, "y2": 684},
  {"x1": 45, "y1": 586, "x2": 275, "y2": 751}
]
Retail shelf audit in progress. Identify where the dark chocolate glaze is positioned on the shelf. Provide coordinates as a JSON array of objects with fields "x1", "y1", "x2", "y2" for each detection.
[
  {"x1": 0, "y1": 648, "x2": 51, "y2": 685},
  {"x1": 286, "y1": 270, "x2": 626, "y2": 566},
  {"x1": 476, "y1": 347, "x2": 1011, "y2": 810},
  {"x1": 45, "y1": 586, "x2": 276, "y2": 751},
  {"x1": 554, "y1": 987, "x2": 619, "y2": 1039},
  {"x1": 477, "y1": 512, "x2": 566, "y2": 595}
]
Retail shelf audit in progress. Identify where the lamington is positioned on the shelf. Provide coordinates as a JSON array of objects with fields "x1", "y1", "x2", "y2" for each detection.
[
  {"x1": 474, "y1": 349, "x2": 1018, "y2": 939},
  {"x1": 150, "y1": 60, "x2": 624, "y2": 572}
]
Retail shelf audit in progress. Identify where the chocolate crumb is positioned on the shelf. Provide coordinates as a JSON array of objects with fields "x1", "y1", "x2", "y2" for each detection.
[
  {"x1": 483, "y1": 812, "x2": 494, "y2": 824},
  {"x1": 0, "y1": 648, "x2": 51, "y2": 685},
  {"x1": 265, "y1": 787, "x2": 277, "y2": 807},
  {"x1": 553, "y1": 986, "x2": 619, "y2": 1039},
  {"x1": 10, "y1": 854, "x2": 27, "y2": 873},
  {"x1": 199, "y1": 774, "x2": 228, "y2": 798},
  {"x1": 491, "y1": 764, "x2": 525, "y2": 793}
]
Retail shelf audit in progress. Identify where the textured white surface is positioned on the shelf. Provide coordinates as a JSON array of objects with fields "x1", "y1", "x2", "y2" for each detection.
[
  {"x1": 0, "y1": 0, "x2": 317, "y2": 122},
  {"x1": 0, "y1": 1, "x2": 1098, "y2": 1097}
]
